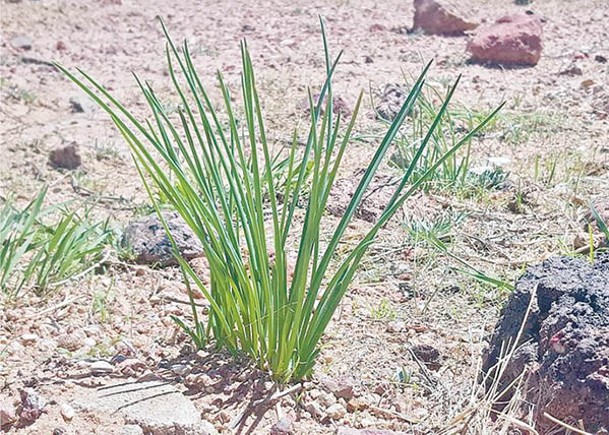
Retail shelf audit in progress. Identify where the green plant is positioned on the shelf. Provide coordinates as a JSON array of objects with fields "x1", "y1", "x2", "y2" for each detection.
[
  {"x1": 588, "y1": 201, "x2": 609, "y2": 256},
  {"x1": 370, "y1": 297, "x2": 397, "y2": 321},
  {"x1": 0, "y1": 188, "x2": 112, "y2": 298},
  {"x1": 58, "y1": 18, "x2": 501, "y2": 382},
  {"x1": 0, "y1": 189, "x2": 45, "y2": 294},
  {"x1": 389, "y1": 82, "x2": 501, "y2": 193},
  {"x1": 31, "y1": 208, "x2": 111, "y2": 292},
  {"x1": 405, "y1": 210, "x2": 467, "y2": 246}
]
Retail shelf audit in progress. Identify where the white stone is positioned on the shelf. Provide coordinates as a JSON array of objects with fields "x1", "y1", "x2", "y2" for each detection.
[
  {"x1": 326, "y1": 403, "x2": 347, "y2": 420},
  {"x1": 20, "y1": 333, "x2": 39, "y2": 344},
  {"x1": 60, "y1": 403, "x2": 75, "y2": 421},
  {"x1": 90, "y1": 361, "x2": 114, "y2": 374},
  {"x1": 74, "y1": 380, "x2": 217, "y2": 435}
]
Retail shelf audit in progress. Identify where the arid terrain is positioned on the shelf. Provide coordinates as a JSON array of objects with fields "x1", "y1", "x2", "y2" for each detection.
[{"x1": 1, "y1": 0, "x2": 608, "y2": 434}]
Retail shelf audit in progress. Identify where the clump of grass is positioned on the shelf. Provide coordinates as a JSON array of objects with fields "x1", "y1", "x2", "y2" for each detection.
[
  {"x1": 58, "y1": 18, "x2": 501, "y2": 382},
  {"x1": 404, "y1": 210, "x2": 467, "y2": 246},
  {"x1": 0, "y1": 188, "x2": 112, "y2": 298},
  {"x1": 389, "y1": 82, "x2": 503, "y2": 193}
]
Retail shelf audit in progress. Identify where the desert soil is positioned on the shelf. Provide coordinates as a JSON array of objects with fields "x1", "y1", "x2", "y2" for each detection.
[{"x1": 1, "y1": 0, "x2": 608, "y2": 434}]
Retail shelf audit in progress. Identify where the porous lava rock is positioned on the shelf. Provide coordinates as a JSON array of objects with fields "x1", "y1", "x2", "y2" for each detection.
[
  {"x1": 482, "y1": 254, "x2": 609, "y2": 433},
  {"x1": 49, "y1": 144, "x2": 82, "y2": 170},
  {"x1": 467, "y1": 14, "x2": 543, "y2": 66},
  {"x1": 412, "y1": 0, "x2": 477, "y2": 36},
  {"x1": 122, "y1": 212, "x2": 204, "y2": 266}
]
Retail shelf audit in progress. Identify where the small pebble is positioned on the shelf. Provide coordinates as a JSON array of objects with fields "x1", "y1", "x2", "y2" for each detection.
[
  {"x1": 326, "y1": 403, "x2": 347, "y2": 420},
  {"x1": 170, "y1": 364, "x2": 189, "y2": 376},
  {"x1": 270, "y1": 416, "x2": 293, "y2": 435},
  {"x1": 82, "y1": 337, "x2": 97, "y2": 348},
  {"x1": 90, "y1": 360, "x2": 114, "y2": 374},
  {"x1": 10, "y1": 35, "x2": 32, "y2": 50},
  {"x1": 60, "y1": 403, "x2": 75, "y2": 421},
  {"x1": 20, "y1": 333, "x2": 39, "y2": 344}
]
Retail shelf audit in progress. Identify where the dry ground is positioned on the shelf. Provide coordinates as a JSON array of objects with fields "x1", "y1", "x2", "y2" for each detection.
[{"x1": 1, "y1": 0, "x2": 608, "y2": 434}]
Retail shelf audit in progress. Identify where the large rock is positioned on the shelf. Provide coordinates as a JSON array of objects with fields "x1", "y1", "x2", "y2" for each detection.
[
  {"x1": 481, "y1": 255, "x2": 609, "y2": 432},
  {"x1": 412, "y1": 0, "x2": 477, "y2": 36},
  {"x1": 74, "y1": 380, "x2": 217, "y2": 435},
  {"x1": 122, "y1": 212, "x2": 204, "y2": 266},
  {"x1": 467, "y1": 14, "x2": 543, "y2": 66}
]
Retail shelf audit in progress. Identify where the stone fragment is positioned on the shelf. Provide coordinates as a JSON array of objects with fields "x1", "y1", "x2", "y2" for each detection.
[
  {"x1": 322, "y1": 378, "x2": 355, "y2": 401},
  {"x1": 60, "y1": 403, "x2": 75, "y2": 421},
  {"x1": 0, "y1": 397, "x2": 17, "y2": 428},
  {"x1": 122, "y1": 425, "x2": 145, "y2": 435},
  {"x1": 326, "y1": 403, "x2": 347, "y2": 420},
  {"x1": 410, "y1": 343, "x2": 442, "y2": 370},
  {"x1": 270, "y1": 416, "x2": 293, "y2": 434},
  {"x1": 558, "y1": 63, "x2": 583, "y2": 76},
  {"x1": 467, "y1": 14, "x2": 543, "y2": 66},
  {"x1": 90, "y1": 360, "x2": 114, "y2": 374},
  {"x1": 413, "y1": 0, "x2": 478, "y2": 36},
  {"x1": 74, "y1": 380, "x2": 217, "y2": 434},
  {"x1": 122, "y1": 212, "x2": 204, "y2": 266},
  {"x1": 10, "y1": 35, "x2": 32, "y2": 50},
  {"x1": 69, "y1": 97, "x2": 85, "y2": 113},
  {"x1": 19, "y1": 388, "x2": 46, "y2": 424},
  {"x1": 20, "y1": 333, "x2": 39, "y2": 344},
  {"x1": 482, "y1": 255, "x2": 609, "y2": 432},
  {"x1": 595, "y1": 54, "x2": 607, "y2": 64},
  {"x1": 49, "y1": 144, "x2": 82, "y2": 170}
]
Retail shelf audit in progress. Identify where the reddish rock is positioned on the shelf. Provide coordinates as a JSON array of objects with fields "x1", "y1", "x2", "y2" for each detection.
[
  {"x1": 467, "y1": 14, "x2": 543, "y2": 66},
  {"x1": 0, "y1": 397, "x2": 17, "y2": 429},
  {"x1": 18, "y1": 388, "x2": 47, "y2": 424},
  {"x1": 322, "y1": 378, "x2": 356, "y2": 401},
  {"x1": 413, "y1": 0, "x2": 478, "y2": 36}
]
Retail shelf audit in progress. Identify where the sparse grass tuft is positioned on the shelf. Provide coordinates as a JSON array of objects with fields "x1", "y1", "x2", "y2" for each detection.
[
  {"x1": 389, "y1": 82, "x2": 505, "y2": 194},
  {"x1": 0, "y1": 188, "x2": 112, "y2": 298}
]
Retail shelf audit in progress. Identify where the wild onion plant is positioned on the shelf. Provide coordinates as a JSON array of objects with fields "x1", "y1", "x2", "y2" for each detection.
[{"x1": 57, "y1": 19, "x2": 501, "y2": 382}]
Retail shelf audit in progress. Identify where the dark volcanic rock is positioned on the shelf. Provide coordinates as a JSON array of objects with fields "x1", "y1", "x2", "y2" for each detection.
[
  {"x1": 49, "y1": 144, "x2": 81, "y2": 170},
  {"x1": 482, "y1": 254, "x2": 609, "y2": 433},
  {"x1": 411, "y1": 343, "x2": 442, "y2": 371},
  {"x1": 122, "y1": 212, "x2": 204, "y2": 266}
]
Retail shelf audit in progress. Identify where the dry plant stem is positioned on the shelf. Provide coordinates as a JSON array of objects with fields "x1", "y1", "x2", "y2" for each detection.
[
  {"x1": 21, "y1": 294, "x2": 85, "y2": 319},
  {"x1": 542, "y1": 413, "x2": 593, "y2": 435}
]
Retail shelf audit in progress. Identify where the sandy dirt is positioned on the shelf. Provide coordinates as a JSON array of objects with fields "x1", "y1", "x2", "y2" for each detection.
[{"x1": 1, "y1": 0, "x2": 608, "y2": 434}]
